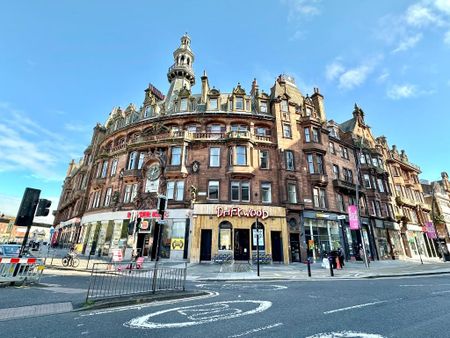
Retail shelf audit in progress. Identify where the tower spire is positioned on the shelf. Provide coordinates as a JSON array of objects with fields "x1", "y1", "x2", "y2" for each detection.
[{"x1": 165, "y1": 34, "x2": 196, "y2": 111}]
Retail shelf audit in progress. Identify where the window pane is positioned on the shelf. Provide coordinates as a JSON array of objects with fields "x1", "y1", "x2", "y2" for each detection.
[
  {"x1": 261, "y1": 183, "x2": 271, "y2": 203},
  {"x1": 260, "y1": 101, "x2": 267, "y2": 113},
  {"x1": 281, "y1": 100, "x2": 288, "y2": 112},
  {"x1": 260, "y1": 150, "x2": 269, "y2": 169},
  {"x1": 219, "y1": 228, "x2": 232, "y2": 250},
  {"x1": 171, "y1": 147, "x2": 182, "y2": 165},
  {"x1": 286, "y1": 151, "x2": 294, "y2": 170},
  {"x1": 210, "y1": 98, "x2": 218, "y2": 110},
  {"x1": 283, "y1": 124, "x2": 292, "y2": 138},
  {"x1": 138, "y1": 153, "x2": 145, "y2": 169},
  {"x1": 180, "y1": 98, "x2": 188, "y2": 111},
  {"x1": 235, "y1": 97, "x2": 243, "y2": 109},
  {"x1": 167, "y1": 181, "x2": 175, "y2": 199},
  {"x1": 236, "y1": 146, "x2": 247, "y2": 165},
  {"x1": 288, "y1": 184, "x2": 297, "y2": 203},
  {"x1": 210, "y1": 147, "x2": 220, "y2": 167},
  {"x1": 208, "y1": 181, "x2": 219, "y2": 200},
  {"x1": 304, "y1": 128, "x2": 311, "y2": 142},
  {"x1": 317, "y1": 155, "x2": 324, "y2": 174},
  {"x1": 231, "y1": 182, "x2": 240, "y2": 201},
  {"x1": 175, "y1": 181, "x2": 184, "y2": 201},
  {"x1": 241, "y1": 182, "x2": 250, "y2": 201},
  {"x1": 307, "y1": 154, "x2": 314, "y2": 173}
]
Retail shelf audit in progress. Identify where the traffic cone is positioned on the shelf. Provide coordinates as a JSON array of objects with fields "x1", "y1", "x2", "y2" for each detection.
[{"x1": 336, "y1": 257, "x2": 342, "y2": 270}]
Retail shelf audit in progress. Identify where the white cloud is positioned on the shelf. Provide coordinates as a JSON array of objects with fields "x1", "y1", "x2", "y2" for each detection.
[
  {"x1": 392, "y1": 33, "x2": 423, "y2": 53},
  {"x1": 444, "y1": 30, "x2": 450, "y2": 44},
  {"x1": 434, "y1": 0, "x2": 450, "y2": 15},
  {"x1": 0, "y1": 102, "x2": 84, "y2": 182},
  {"x1": 282, "y1": 0, "x2": 321, "y2": 20},
  {"x1": 64, "y1": 122, "x2": 91, "y2": 133},
  {"x1": 325, "y1": 61, "x2": 345, "y2": 81},
  {"x1": 387, "y1": 84, "x2": 417, "y2": 99},
  {"x1": 326, "y1": 56, "x2": 382, "y2": 90},
  {"x1": 405, "y1": 3, "x2": 442, "y2": 27},
  {"x1": 376, "y1": 69, "x2": 390, "y2": 83},
  {"x1": 289, "y1": 30, "x2": 306, "y2": 41}
]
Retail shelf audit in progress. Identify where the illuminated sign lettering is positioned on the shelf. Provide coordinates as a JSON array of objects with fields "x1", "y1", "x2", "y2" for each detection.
[{"x1": 216, "y1": 207, "x2": 269, "y2": 220}]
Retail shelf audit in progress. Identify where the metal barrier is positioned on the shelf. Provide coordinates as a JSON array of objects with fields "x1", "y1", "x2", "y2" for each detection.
[
  {"x1": 0, "y1": 257, "x2": 45, "y2": 285},
  {"x1": 85, "y1": 261, "x2": 187, "y2": 302}
]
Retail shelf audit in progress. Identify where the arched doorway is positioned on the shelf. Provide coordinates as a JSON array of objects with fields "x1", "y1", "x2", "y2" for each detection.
[{"x1": 218, "y1": 221, "x2": 233, "y2": 251}]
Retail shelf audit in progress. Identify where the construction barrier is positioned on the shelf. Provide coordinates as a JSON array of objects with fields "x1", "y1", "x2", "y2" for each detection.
[{"x1": 0, "y1": 257, "x2": 45, "y2": 285}]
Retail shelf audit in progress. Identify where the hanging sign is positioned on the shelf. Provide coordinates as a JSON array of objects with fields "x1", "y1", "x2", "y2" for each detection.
[
  {"x1": 426, "y1": 222, "x2": 437, "y2": 239},
  {"x1": 348, "y1": 205, "x2": 360, "y2": 230}
]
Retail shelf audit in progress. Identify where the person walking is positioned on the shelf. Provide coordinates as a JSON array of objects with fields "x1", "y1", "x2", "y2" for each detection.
[{"x1": 338, "y1": 247, "x2": 345, "y2": 267}]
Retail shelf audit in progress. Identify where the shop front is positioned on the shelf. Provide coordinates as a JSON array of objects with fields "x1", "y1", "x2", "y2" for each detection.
[
  {"x1": 191, "y1": 204, "x2": 289, "y2": 264},
  {"x1": 80, "y1": 209, "x2": 190, "y2": 261},
  {"x1": 405, "y1": 224, "x2": 428, "y2": 258},
  {"x1": 384, "y1": 220, "x2": 404, "y2": 259},
  {"x1": 303, "y1": 211, "x2": 344, "y2": 262},
  {"x1": 373, "y1": 219, "x2": 390, "y2": 260},
  {"x1": 54, "y1": 217, "x2": 81, "y2": 249}
]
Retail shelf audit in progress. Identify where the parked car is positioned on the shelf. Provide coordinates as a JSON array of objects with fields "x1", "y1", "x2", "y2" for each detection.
[{"x1": 0, "y1": 244, "x2": 21, "y2": 257}]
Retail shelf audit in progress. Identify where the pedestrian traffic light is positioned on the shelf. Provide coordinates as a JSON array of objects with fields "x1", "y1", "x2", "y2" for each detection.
[
  {"x1": 157, "y1": 195, "x2": 167, "y2": 216},
  {"x1": 16, "y1": 188, "x2": 41, "y2": 226},
  {"x1": 136, "y1": 217, "x2": 142, "y2": 230},
  {"x1": 35, "y1": 199, "x2": 52, "y2": 217}
]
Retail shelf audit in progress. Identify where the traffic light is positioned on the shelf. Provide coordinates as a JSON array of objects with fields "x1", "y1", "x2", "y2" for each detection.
[
  {"x1": 16, "y1": 188, "x2": 41, "y2": 227},
  {"x1": 136, "y1": 217, "x2": 142, "y2": 230},
  {"x1": 157, "y1": 195, "x2": 167, "y2": 216},
  {"x1": 36, "y1": 199, "x2": 52, "y2": 217},
  {"x1": 128, "y1": 220, "x2": 135, "y2": 235}
]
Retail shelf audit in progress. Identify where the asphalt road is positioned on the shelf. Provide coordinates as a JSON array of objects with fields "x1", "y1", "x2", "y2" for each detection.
[{"x1": 2, "y1": 276, "x2": 450, "y2": 337}]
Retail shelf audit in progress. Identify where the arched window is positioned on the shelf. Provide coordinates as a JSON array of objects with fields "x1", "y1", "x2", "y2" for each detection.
[
  {"x1": 218, "y1": 221, "x2": 232, "y2": 250},
  {"x1": 251, "y1": 222, "x2": 265, "y2": 250}
]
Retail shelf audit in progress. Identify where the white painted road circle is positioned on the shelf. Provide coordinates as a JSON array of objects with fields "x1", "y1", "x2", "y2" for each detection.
[
  {"x1": 124, "y1": 300, "x2": 272, "y2": 329},
  {"x1": 306, "y1": 331, "x2": 385, "y2": 338}
]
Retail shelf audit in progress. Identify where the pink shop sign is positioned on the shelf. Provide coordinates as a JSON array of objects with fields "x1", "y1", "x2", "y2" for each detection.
[{"x1": 348, "y1": 205, "x2": 360, "y2": 230}]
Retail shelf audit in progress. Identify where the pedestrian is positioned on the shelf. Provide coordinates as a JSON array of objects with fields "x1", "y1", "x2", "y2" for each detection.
[{"x1": 338, "y1": 247, "x2": 345, "y2": 267}]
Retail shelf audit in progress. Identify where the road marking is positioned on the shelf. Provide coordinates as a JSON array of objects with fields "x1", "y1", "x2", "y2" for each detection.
[
  {"x1": 228, "y1": 322, "x2": 283, "y2": 337},
  {"x1": 195, "y1": 283, "x2": 287, "y2": 291},
  {"x1": 124, "y1": 300, "x2": 272, "y2": 329},
  {"x1": 323, "y1": 301, "x2": 389, "y2": 314},
  {"x1": 432, "y1": 290, "x2": 450, "y2": 295},
  {"x1": 81, "y1": 290, "x2": 219, "y2": 317},
  {"x1": 306, "y1": 331, "x2": 384, "y2": 338},
  {"x1": 399, "y1": 284, "x2": 425, "y2": 287}
]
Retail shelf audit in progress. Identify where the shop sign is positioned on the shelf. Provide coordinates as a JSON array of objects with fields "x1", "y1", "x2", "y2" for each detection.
[
  {"x1": 216, "y1": 206, "x2": 269, "y2": 220},
  {"x1": 171, "y1": 238, "x2": 185, "y2": 251},
  {"x1": 337, "y1": 215, "x2": 346, "y2": 220},
  {"x1": 426, "y1": 222, "x2": 437, "y2": 239},
  {"x1": 112, "y1": 248, "x2": 123, "y2": 262},
  {"x1": 316, "y1": 213, "x2": 330, "y2": 219},
  {"x1": 252, "y1": 229, "x2": 264, "y2": 246},
  {"x1": 127, "y1": 210, "x2": 169, "y2": 219},
  {"x1": 348, "y1": 205, "x2": 360, "y2": 230}
]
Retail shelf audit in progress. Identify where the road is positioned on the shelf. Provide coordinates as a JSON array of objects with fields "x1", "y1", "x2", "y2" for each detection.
[{"x1": 2, "y1": 275, "x2": 450, "y2": 337}]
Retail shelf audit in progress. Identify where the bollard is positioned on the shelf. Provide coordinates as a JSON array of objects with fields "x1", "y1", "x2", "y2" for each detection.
[
  {"x1": 307, "y1": 258, "x2": 312, "y2": 277},
  {"x1": 328, "y1": 257, "x2": 334, "y2": 277}
]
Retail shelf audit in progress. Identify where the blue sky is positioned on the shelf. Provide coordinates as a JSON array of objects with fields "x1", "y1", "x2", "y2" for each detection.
[{"x1": 1, "y1": 0, "x2": 450, "y2": 222}]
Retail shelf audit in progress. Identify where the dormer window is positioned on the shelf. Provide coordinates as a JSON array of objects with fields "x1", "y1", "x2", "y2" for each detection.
[
  {"x1": 180, "y1": 98, "x2": 188, "y2": 111},
  {"x1": 235, "y1": 97, "x2": 244, "y2": 110},
  {"x1": 281, "y1": 99, "x2": 288, "y2": 112},
  {"x1": 260, "y1": 101, "x2": 267, "y2": 113},
  {"x1": 144, "y1": 106, "x2": 152, "y2": 118},
  {"x1": 306, "y1": 107, "x2": 312, "y2": 116},
  {"x1": 209, "y1": 98, "x2": 218, "y2": 110}
]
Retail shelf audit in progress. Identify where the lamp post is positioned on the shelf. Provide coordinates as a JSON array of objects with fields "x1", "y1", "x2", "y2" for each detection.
[
  {"x1": 354, "y1": 135, "x2": 369, "y2": 268},
  {"x1": 256, "y1": 217, "x2": 260, "y2": 277},
  {"x1": 431, "y1": 183, "x2": 445, "y2": 260}
]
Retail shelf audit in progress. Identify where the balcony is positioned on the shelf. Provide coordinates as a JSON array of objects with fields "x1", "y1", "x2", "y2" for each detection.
[
  {"x1": 419, "y1": 202, "x2": 431, "y2": 211},
  {"x1": 225, "y1": 131, "x2": 251, "y2": 140},
  {"x1": 302, "y1": 142, "x2": 327, "y2": 154},
  {"x1": 333, "y1": 179, "x2": 362, "y2": 194},
  {"x1": 395, "y1": 196, "x2": 416, "y2": 208},
  {"x1": 226, "y1": 165, "x2": 255, "y2": 176},
  {"x1": 310, "y1": 173, "x2": 328, "y2": 186},
  {"x1": 122, "y1": 169, "x2": 142, "y2": 180},
  {"x1": 165, "y1": 165, "x2": 188, "y2": 178},
  {"x1": 191, "y1": 132, "x2": 225, "y2": 140}
]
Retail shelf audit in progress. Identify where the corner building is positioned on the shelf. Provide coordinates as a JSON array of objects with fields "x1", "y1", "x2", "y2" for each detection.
[{"x1": 54, "y1": 35, "x2": 433, "y2": 264}]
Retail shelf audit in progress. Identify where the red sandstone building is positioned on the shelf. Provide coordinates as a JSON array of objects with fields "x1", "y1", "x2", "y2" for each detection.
[{"x1": 54, "y1": 35, "x2": 437, "y2": 264}]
